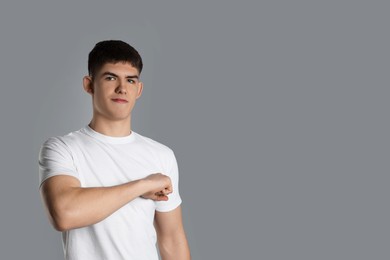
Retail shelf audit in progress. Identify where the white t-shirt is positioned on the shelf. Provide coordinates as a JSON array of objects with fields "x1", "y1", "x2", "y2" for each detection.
[{"x1": 39, "y1": 125, "x2": 182, "y2": 260}]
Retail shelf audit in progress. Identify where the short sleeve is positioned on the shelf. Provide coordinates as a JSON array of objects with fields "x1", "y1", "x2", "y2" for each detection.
[
  {"x1": 155, "y1": 150, "x2": 182, "y2": 212},
  {"x1": 38, "y1": 137, "x2": 79, "y2": 188}
]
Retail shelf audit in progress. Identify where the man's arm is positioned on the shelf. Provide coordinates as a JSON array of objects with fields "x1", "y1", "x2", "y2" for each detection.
[
  {"x1": 40, "y1": 173, "x2": 172, "y2": 231},
  {"x1": 154, "y1": 206, "x2": 191, "y2": 260}
]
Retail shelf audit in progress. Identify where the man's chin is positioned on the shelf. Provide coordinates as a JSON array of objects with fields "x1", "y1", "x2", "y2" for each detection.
[{"x1": 103, "y1": 113, "x2": 131, "y2": 122}]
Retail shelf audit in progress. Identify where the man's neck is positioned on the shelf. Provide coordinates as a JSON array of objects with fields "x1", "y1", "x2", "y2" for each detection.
[{"x1": 89, "y1": 117, "x2": 132, "y2": 137}]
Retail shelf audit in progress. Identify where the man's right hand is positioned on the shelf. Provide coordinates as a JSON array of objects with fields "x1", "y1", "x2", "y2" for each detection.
[{"x1": 141, "y1": 173, "x2": 173, "y2": 201}]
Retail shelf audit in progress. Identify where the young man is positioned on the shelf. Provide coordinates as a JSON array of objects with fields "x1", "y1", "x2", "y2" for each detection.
[{"x1": 39, "y1": 40, "x2": 191, "y2": 260}]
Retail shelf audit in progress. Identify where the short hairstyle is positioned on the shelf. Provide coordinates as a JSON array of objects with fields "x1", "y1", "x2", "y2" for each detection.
[{"x1": 88, "y1": 40, "x2": 143, "y2": 77}]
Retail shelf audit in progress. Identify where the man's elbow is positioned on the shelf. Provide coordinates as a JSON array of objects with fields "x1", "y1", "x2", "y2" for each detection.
[
  {"x1": 47, "y1": 206, "x2": 75, "y2": 232},
  {"x1": 50, "y1": 217, "x2": 72, "y2": 232}
]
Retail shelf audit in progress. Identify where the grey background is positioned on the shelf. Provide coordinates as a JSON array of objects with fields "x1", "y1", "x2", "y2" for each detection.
[{"x1": 0, "y1": 0, "x2": 389, "y2": 259}]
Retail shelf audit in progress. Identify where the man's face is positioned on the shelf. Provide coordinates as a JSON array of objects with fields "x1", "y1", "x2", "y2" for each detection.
[{"x1": 84, "y1": 62, "x2": 143, "y2": 122}]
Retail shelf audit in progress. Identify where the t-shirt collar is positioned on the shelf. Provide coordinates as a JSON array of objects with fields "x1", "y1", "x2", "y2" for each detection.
[{"x1": 83, "y1": 125, "x2": 136, "y2": 144}]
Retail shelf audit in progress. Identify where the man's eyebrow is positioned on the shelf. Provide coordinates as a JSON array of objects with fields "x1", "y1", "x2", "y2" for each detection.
[{"x1": 100, "y1": 71, "x2": 139, "y2": 79}]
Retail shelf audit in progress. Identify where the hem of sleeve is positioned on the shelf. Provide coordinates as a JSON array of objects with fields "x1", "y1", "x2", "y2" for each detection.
[
  {"x1": 39, "y1": 172, "x2": 80, "y2": 189},
  {"x1": 155, "y1": 198, "x2": 182, "y2": 213}
]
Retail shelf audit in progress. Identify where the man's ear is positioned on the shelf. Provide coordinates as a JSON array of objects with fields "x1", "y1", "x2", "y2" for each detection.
[
  {"x1": 136, "y1": 82, "x2": 144, "y2": 99},
  {"x1": 83, "y1": 76, "x2": 94, "y2": 95}
]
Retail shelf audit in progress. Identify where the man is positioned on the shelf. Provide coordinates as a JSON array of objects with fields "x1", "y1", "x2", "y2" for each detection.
[{"x1": 39, "y1": 40, "x2": 191, "y2": 260}]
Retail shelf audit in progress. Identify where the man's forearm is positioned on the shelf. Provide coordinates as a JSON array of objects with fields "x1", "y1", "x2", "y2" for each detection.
[
  {"x1": 41, "y1": 173, "x2": 172, "y2": 232},
  {"x1": 158, "y1": 232, "x2": 191, "y2": 260},
  {"x1": 43, "y1": 178, "x2": 148, "y2": 231}
]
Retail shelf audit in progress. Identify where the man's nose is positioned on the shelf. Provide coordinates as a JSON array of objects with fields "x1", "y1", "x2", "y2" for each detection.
[{"x1": 115, "y1": 80, "x2": 127, "y2": 94}]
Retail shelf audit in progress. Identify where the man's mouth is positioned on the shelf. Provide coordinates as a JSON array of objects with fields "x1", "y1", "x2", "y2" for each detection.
[{"x1": 112, "y1": 98, "x2": 128, "y2": 103}]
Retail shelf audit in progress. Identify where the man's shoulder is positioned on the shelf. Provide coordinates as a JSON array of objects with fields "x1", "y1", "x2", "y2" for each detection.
[
  {"x1": 42, "y1": 128, "x2": 86, "y2": 149},
  {"x1": 134, "y1": 132, "x2": 174, "y2": 156}
]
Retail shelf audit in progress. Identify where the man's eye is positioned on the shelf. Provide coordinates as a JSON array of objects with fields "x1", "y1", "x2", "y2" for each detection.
[
  {"x1": 128, "y1": 79, "x2": 135, "y2": 84},
  {"x1": 106, "y1": 76, "x2": 115, "y2": 81}
]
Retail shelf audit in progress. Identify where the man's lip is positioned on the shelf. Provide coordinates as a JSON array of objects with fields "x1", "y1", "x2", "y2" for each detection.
[{"x1": 112, "y1": 98, "x2": 128, "y2": 103}]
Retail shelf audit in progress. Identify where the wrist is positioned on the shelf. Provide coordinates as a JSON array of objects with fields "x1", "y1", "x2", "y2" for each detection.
[{"x1": 136, "y1": 178, "x2": 154, "y2": 195}]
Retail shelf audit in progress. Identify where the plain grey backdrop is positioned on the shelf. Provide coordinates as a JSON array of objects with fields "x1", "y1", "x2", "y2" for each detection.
[{"x1": 1, "y1": 0, "x2": 389, "y2": 259}]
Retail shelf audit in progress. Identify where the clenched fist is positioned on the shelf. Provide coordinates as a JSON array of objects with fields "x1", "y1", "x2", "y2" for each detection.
[{"x1": 141, "y1": 173, "x2": 172, "y2": 201}]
